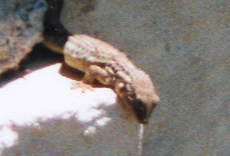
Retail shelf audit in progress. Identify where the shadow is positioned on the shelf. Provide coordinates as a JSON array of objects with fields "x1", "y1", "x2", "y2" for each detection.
[
  {"x1": 59, "y1": 63, "x2": 84, "y2": 81},
  {"x1": 0, "y1": 43, "x2": 63, "y2": 87}
]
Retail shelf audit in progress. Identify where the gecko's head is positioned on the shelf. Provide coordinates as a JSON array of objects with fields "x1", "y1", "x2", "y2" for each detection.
[
  {"x1": 123, "y1": 91, "x2": 159, "y2": 124},
  {"x1": 130, "y1": 93, "x2": 159, "y2": 124},
  {"x1": 118, "y1": 90, "x2": 159, "y2": 124},
  {"x1": 116, "y1": 71, "x2": 160, "y2": 124}
]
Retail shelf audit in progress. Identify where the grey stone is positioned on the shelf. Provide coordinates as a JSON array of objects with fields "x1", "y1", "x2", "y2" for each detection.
[
  {"x1": 62, "y1": 0, "x2": 230, "y2": 155},
  {"x1": 0, "y1": 0, "x2": 47, "y2": 74}
]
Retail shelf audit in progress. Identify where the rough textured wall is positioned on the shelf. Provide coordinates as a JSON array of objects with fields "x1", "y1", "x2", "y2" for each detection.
[
  {"x1": 0, "y1": 0, "x2": 47, "y2": 74},
  {"x1": 61, "y1": 0, "x2": 230, "y2": 155}
]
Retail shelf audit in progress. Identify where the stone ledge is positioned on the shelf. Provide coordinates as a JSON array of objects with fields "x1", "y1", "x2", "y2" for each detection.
[{"x1": 0, "y1": 63, "x2": 142, "y2": 155}]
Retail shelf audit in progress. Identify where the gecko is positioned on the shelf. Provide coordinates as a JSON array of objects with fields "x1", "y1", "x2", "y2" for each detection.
[
  {"x1": 42, "y1": 0, "x2": 160, "y2": 124},
  {"x1": 44, "y1": 34, "x2": 160, "y2": 124}
]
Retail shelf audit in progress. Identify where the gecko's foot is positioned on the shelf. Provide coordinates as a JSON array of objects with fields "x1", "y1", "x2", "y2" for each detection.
[{"x1": 71, "y1": 81, "x2": 94, "y2": 93}]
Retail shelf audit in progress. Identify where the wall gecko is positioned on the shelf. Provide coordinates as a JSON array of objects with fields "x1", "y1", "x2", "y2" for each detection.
[{"x1": 43, "y1": 0, "x2": 160, "y2": 124}]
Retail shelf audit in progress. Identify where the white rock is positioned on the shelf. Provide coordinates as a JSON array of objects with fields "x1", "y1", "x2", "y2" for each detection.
[{"x1": 0, "y1": 63, "x2": 142, "y2": 155}]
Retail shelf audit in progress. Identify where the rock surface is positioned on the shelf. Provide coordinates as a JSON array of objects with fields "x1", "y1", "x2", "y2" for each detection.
[
  {"x1": 0, "y1": 63, "x2": 142, "y2": 156},
  {"x1": 0, "y1": 0, "x2": 47, "y2": 74},
  {"x1": 62, "y1": 0, "x2": 230, "y2": 155}
]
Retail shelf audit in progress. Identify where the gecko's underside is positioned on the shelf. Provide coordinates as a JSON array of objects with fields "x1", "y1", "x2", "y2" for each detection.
[{"x1": 43, "y1": 0, "x2": 160, "y2": 124}]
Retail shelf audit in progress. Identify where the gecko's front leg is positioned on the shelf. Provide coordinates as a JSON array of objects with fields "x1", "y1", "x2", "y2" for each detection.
[
  {"x1": 82, "y1": 65, "x2": 113, "y2": 85},
  {"x1": 64, "y1": 53, "x2": 114, "y2": 85}
]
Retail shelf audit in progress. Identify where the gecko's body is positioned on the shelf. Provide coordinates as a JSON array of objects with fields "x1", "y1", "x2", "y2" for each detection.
[
  {"x1": 43, "y1": 0, "x2": 159, "y2": 124},
  {"x1": 57, "y1": 35, "x2": 160, "y2": 124}
]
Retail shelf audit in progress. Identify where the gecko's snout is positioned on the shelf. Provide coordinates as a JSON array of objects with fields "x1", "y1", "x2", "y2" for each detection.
[{"x1": 131, "y1": 98, "x2": 158, "y2": 124}]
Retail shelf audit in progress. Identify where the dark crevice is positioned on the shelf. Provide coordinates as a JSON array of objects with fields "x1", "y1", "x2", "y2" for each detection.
[{"x1": 43, "y1": 0, "x2": 71, "y2": 51}]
